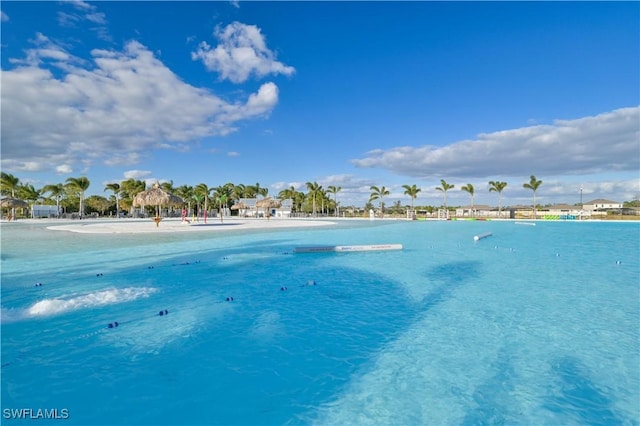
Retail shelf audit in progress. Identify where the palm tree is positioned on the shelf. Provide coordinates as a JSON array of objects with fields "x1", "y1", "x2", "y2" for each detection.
[
  {"x1": 160, "y1": 180, "x2": 175, "y2": 194},
  {"x1": 319, "y1": 187, "x2": 329, "y2": 215},
  {"x1": 461, "y1": 183, "x2": 475, "y2": 217},
  {"x1": 1, "y1": 172, "x2": 21, "y2": 220},
  {"x1": 306, "y1": 181, "x2": 322, "y2": 216},
  {"x1": 278, "y1": 185, "x2": 297, "y2": 200},
  {"x1": 175, "y1": 185, "x2": 194, "y2": 217},
  {"x1": 391, "y1": 200, "x2": 403, "y2": 215},
  {"x1": 402, "y1": 184, "x2": 421, "y2": 219},
  {"x1": 369, "y1": 185, "x2": 390, "y2": 217},
  {"x1": 488, "y1": 181, "x2": 508, "y2": 217},
  {"x1": 293, "y1": 191, "x2": 306, "y2": 214},
  {"x1": 327, "y1": 185, "x2": 342, "y2": 217},
  {"x1": 523, "y1": 175, "x2": 543, "y2": 219},
  {"x1": 191, "y1": 193, "x2": 203, "y2": 221},
  {"x1": 65, "y1": 176, "x2": 90, "y2": 219},
  {"x1": 42, "y1": 183, "x2": 66, "y2": 218},
  {"x1": 120, "y1": 179, "x2": 146, "y2": 215},
  {"x1": 18, "y1": 184, "x2": 41, "y2": 218},
  {"x1": 278, "y1": 185, "x2": 298, "y2": 213},
  {"x1": 0, "y1": 172, "x2": 20, "y2": 197},
  {"x1": 195, "y1": 183, "x2": 213, "y2": 223},
  {"x1": 214, "y1": 185, "x2": 233, "y2": 221},
  {"x1": 104, "y1": 182, "x2": 122, "y2": 218},
  {"x1": 215, "y1": 184, "x2": 234, "y2": 209},
  {"x1": 435, "y1": 179, "x2": 454, "y2": 217},
  {"x1": 231, "y1": 184, "x2": 246, "y2": 202},
  {"x1": 248, "y1": 182, "x2": 268, "y2": 198}
]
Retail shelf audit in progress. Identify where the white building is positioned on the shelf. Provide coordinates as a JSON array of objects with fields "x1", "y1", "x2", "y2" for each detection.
[
  {"x1": 32, "y1": 204, "x2": 60, "y2": 218},
  {"x1": 235, "y1": 198, "x2": 293, "y2": 218},
  {"x1": 583, "y1": 199, "x2": 622, "y2": 211}
]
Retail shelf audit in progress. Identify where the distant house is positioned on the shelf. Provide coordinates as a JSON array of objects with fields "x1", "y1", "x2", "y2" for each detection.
[
  {"x1": 582, "y1": 199, "x2": 622, "y2": 218},
  {"x1": 583, "y1": 199, "x2": 622, "y2": 211}
]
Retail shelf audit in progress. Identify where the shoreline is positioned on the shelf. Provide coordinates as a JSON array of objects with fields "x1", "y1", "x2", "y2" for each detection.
[
  {"x1": 0, "y1": 216, "x2": 637, "y2": 235},
  {"x1": 41, "y1": 217, "x2": 338, "y2": 234}
]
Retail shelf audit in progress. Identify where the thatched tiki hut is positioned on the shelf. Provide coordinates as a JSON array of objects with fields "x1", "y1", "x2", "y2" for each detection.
[
  {"x1": 230, "y1": 201, "x2": 249, "y2": 217},
  {"x1": 1, "y1": 197, "x2": 29, "y2": 221},
  {"x1": 255, "y1": 197, "x2": 282, "y2": 219},
  {"x1": 132, "y1": 183, "x2": 184, "y2": 226}
]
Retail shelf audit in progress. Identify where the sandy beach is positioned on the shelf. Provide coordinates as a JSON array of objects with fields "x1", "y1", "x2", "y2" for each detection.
[{"x1": 41, "y1": 217, "x2": 336, "y2": 234}]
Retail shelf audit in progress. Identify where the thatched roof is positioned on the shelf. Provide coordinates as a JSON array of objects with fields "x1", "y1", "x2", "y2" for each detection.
[
  {"x1": 255, "y1": 197, "x2": 281, "y2": 209},
  {"x1": 132, "y1": 184, "x2": 183, "y2": 207},
  {"x1": 230, "y1": 202, "x2": 249, "y2": 210},
  {"x1": 0, "y1": 197, "x2": 29, "y2": 208}
]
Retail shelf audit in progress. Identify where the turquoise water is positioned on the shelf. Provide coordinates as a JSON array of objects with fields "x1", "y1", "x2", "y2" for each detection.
[{"x1": 1, "y1": 219, "x2": 639, "y2": 425}]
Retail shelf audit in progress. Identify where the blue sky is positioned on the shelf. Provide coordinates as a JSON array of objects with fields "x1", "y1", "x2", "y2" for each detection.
[{"x1": 1, "y1": 1, "x2": 639, "y2": 207}]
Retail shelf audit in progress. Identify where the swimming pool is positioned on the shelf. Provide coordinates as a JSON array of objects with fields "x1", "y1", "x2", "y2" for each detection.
[{"x1": 1, "y1": 219, "x2": 638, "y2": 425}]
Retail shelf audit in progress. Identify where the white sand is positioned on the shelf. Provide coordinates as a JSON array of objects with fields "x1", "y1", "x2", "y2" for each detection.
[{"x1": 45, "y1": 217, "x2": 336, "y2": 234}]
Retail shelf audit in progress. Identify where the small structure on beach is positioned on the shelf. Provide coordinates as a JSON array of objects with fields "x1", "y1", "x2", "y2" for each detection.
[
  {"x1": 1, "y1": 197, "x2": 29, "y2": 220},
  {"x1": 233, "y1": 198, "x2": 293, "y2": 218},
  {"x1": 133, "y1": 183, "x2": 184, "y2": 227}
]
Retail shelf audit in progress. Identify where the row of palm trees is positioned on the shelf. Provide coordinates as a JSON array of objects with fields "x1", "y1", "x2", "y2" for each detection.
[
  {"x1": 369, "y1": 176, "x2": 542, "y2": 217},
  {"x1": 1, "y1": 171, "x2": 544, "y2": 218},
  {"x1": 0, "y1": 173, "x2": 343, "y2": 218}
]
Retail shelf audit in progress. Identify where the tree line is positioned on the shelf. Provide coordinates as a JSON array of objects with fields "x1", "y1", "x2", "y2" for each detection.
[{"x1": 1, "y1": 172, "x2": 553, "y2": 218}]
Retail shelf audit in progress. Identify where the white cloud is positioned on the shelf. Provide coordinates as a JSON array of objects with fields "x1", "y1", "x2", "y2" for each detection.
[
  {"x1": 227, "y1": 151, "x2": 240, "y2": 157},
  {"x1": 56, "y1": 164, "x2": 73, "y2": 174},
  {"x1": 192, "y1": 22, "x2": 295, "y2": 83},
  {"x1": 57, "y1": 1, "x2": 110, "y2": 41},
  {"x1": 352, "y1": 107, "x2": 640, "y2": 179},
  {"x1": 1, "y1": 38, "x2": 280, "y2": 174},
  {"x1": 104, "y1": 152, "x2": 142, "y2": 167},
  {"x1": 57, "y1": 11, "x2": 82, "y2": 27},
  {"x1": 19, "y1": 162, "x2": 42, "y2": 172},
  {"x1": 1, "y1": 11, "x2": 9, "y2": 22},
  {"x1": 124, "y1": 170, "x2": 152, "y2": 180},
  {"x1": 63, "y1": 0, "x2": 93, "y2": 11},
  {"x1": 84, "y1": 12, "x2": 107, "y2": 25}
]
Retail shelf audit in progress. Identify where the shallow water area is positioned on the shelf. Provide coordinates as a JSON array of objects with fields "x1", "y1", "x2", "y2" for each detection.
[{"x1": 1, "y1": 218, "x2": 638, "y2": 425}]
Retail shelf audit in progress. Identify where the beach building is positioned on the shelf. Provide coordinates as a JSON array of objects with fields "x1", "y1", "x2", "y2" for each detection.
[
  {"x1": 234, "y1": 198, "x2": 293, "y2": 218},
  {"x1": 31, "y1": 204, "x2": 60, "y2": 218}
]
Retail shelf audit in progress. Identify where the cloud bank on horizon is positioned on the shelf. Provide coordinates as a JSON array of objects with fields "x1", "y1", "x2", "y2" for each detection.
[{"x1": 352, "y1": 107, "x2": 640, "y2": 179}]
